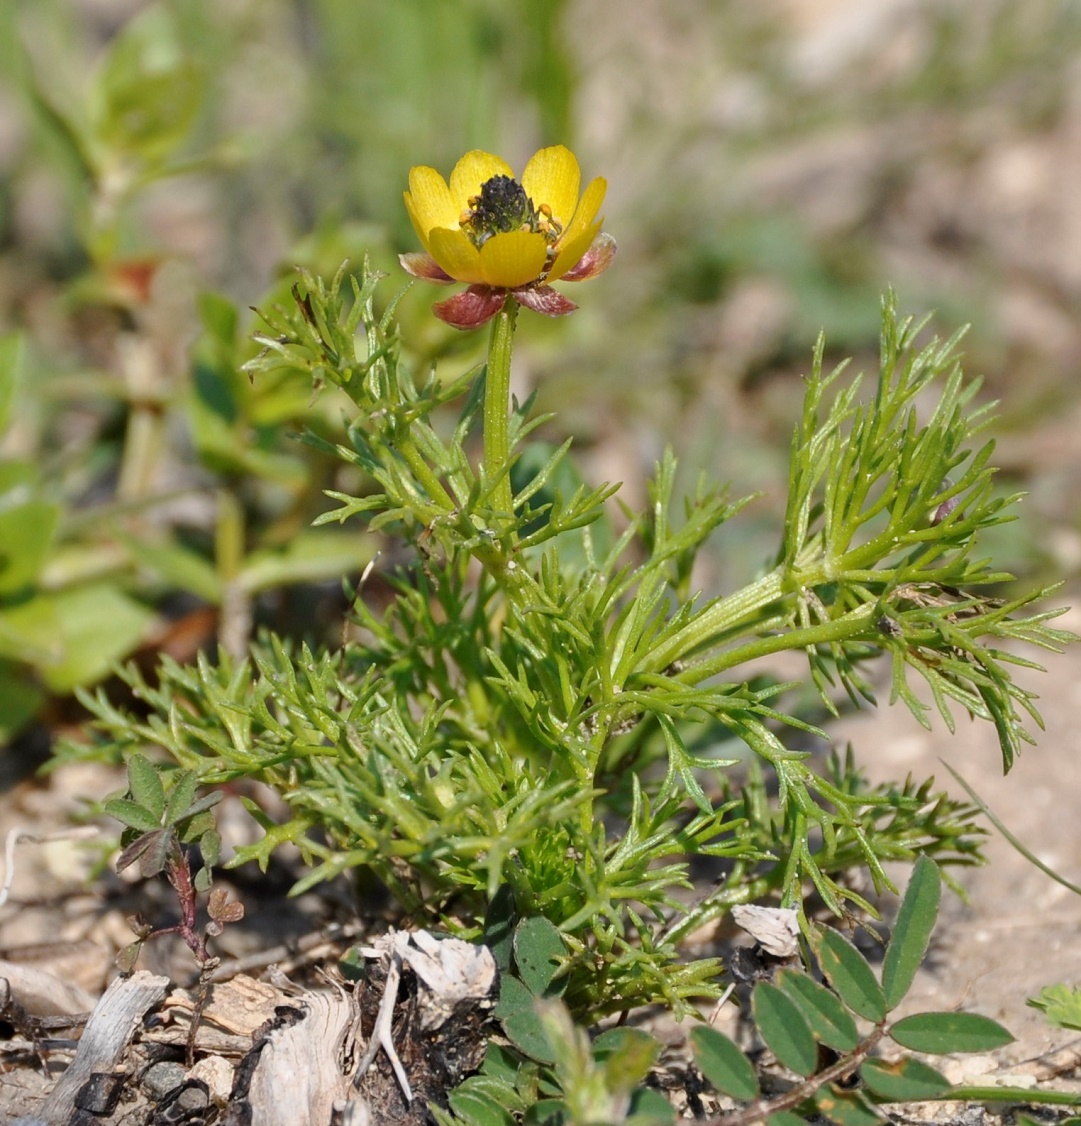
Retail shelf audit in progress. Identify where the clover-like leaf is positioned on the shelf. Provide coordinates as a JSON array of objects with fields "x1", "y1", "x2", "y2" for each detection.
[
  {"x1": 513, "y1": 916, "x2": 567, "y2": 998},
  {"x1": 106, "y1": 798, "x2": 163, "y2": 834},
  {"x1": 115, "y1": 826, "x2": 170, "y2": 876},
  {"x1": 126, "y1": 754, "x2": 165, "y2": 819},
  {"x1": 163, "y1": 770, "x2": 199, "y2": 825},
  {"x1": 208, "y1": 886, "x2": 245, "y2": 924},
  {"x1": 494, "y1": 974, "x2": 554, "y2": 1063}
]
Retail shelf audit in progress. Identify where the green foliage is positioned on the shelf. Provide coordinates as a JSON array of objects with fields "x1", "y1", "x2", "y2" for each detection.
[
  {"x1": 73, "y1": 264, "x2": 1071, "y2": 1027},
  {"x1": 1028, "y1": 984, "x2": 1081, "y2": 1032},
  {"x1": 442, "y1": 860, "x2": 1059, "y2": 1126},
  {"x1": 881, "y1": 855, "x2": 940, "y2": 1008},
  {"x1": 678, "y1": 858, "x2": 1040, "y2": 1126},
  {"x1": 107, "y1": 755, "x2": 242, "y2": 978}
]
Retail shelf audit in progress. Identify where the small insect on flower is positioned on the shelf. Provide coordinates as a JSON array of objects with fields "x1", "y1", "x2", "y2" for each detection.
[{"x1": 400, "y1": 145, "x2": 616, "y2": 329}]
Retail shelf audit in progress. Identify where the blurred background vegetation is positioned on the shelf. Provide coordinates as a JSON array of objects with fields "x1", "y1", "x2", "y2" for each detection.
[{"x1": 1, "y1": 0, "x2": 1079, "y2": 751}]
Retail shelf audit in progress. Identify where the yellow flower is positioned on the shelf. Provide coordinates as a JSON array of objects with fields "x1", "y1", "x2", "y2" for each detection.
[{"x1": 400, "y1": 145, "x2": 616, "y2": 329}]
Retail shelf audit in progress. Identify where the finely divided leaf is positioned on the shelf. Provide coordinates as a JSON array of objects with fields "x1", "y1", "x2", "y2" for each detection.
[
  {"x1": 690, "y1": 1025, "x2": 759, "y2": 1100},
  {"x1": 882, "y1": 856, "x2": 940, "y2": 1010},
  {"x1": 753, "y1": 982, "x2": 819, "y2": 1077},
  {"x1": 889, "y1": 1011, "x2": 1013, "y2": 1054},
  {"x1": 814, "y1": 928, "x2": 887, "y2": 1023}
]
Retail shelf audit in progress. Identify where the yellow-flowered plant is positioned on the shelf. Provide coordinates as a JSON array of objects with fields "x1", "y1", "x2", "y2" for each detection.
[
  {"x1": 80, "y1": 150, "x2": 1070, "y2": 1101},
  {"x1": 400, "y1": 145, "x2": 615, "y2": 329}
]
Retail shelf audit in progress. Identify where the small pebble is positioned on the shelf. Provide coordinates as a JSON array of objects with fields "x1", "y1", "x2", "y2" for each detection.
[{"x1": 143, "y1": 1060, "x2": 187, "y2": 1098}]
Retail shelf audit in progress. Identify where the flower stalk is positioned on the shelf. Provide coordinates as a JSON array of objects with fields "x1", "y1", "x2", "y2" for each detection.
[{"x1": 483, "y1": 297, "x2": 518, "y2": 523}]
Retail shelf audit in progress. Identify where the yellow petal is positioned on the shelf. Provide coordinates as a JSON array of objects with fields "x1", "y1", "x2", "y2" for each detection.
[
  {"x1": 521, "y1": 145, "x2": 580, "y2": 228},
  {"x1": 428, "y1": 227, "x2": 485, "y2": 284},
  {"x1": 558, "y1": 176, "x2": 606, "y2": 251},
  {"x1": 478, "y1": 230, "x2": 549, "y2": 288},
  {"x1": 448, "y1": 150, "x2": 515, "y2": 210},
  {"x1": 405, "y1": 166, "x2": 458, "y2": 239},
  {"x1": 548, "y1": 219, "x2": 602, "y2": 281}
]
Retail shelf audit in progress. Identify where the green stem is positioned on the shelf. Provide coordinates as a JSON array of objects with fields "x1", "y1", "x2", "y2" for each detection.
[{"x1": 483, "y1": 298, "x2": 517, "y2": 523}]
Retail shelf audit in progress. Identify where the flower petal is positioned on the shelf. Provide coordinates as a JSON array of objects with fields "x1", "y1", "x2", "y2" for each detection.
[
  {"x1": 448, "y1": 150, "x2": 515, "y2": 210},
  {"x1": 478, "y1": 230, "x2": 549, "y2": 288},
  {"x1": 557, "y1": 175, "x2": 606, "y2": 248},
  {"x1": 548, "y1": 218, "x2": 600, "y2": 281},
  {"x1": 433, "y1": 286, "x2": 507, "y2": 330},
  {"x1": 398, "y1": 252, "x2": 454, "y2": 283},
  {"x1": 514, "y1": 284, "x2": 578, "y2": 317},
  {"x1": 557, "y1": 231, "x2": 617, "y2": 282},
  {"x1": 405, "y1": 166, "x2": 458, "y2": 241},
  {"x1": 428, "y1": 228, "x2": 485, "y2": 284},
  {"x1": 521, "y1": 145, "x2": 580, "y2": 229}
]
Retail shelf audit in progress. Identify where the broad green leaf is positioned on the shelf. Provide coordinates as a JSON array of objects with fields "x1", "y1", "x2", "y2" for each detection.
[
  {"x1": 240, "y1": 530, "x2": 377, "y2": 594},
  {"x1": 483, "y1": 886, "x2": 516, "y2": 972},
  {"x1": 447, "y1": 1085, "x2": 516, "y2": 1126},
  {"x1": 494, "y1": 974, "x2": 554, "y2": 1063},
  {"x1": 479, "y1": 1042, "x2": 520, "y2": 1085},
  {"x1": 97, "y1": 7, "x2": 202, "y2": 163},
  {"x1": 595, "y1": 1028, "x2": 660, "y2": 1093},
  {"x1": 523, "y1": 1099, "x2": 567, "y2": 1124},
  {"x1": 890, "y1": 1011, "x2": 1013, "y2": 1054},
  {"x1": 753, "y1": 982, "x2": 819, "y2": 1077},
  {"x1": 0, "y1": 499, "x2": 59, "y2": 595},
  {"x1": 0, "y1": 661, "x2": 45, "y2": 739},
  {"x1": 768, "y1": 1113, "x2": 809, "y2": 1126},
  {"x1": 627, "y1": 1086, "x2": 677, "y2": 1125},
  {"x1": 22, "y1": 584, "x2": 153, "y2": 692},
  {"x1": 814, "y1": 928, "x2": 886, "y2": 1022},
  {"x1": 689, "y1": 1025, "x2": 758, "y2": 1099},
  {"x1": 121, "y1": 535, "x2": 222, "y2": 603},
  {"x1": 164, "y1": 771, "x2": 199, "y2": 826},
  {"x1": 452, "y1": 1074, "x2": 524, "y2": 1114},
  {"x1": 128, "y1": 755, "x2": 165, "y2": 818},
  {"x1": 882, "y1": 856, "x2": 940, "y2": 1010},
  {"x1": 860, "y1": 1057, "x2": 951, "y2": 1100},
  {"x1": 198, "y1": 829, "x2": 222, "y2": 869},
  {"x1": 776, "y1": 969, "x2": 860, "y2": 1052},
  {"x1": 514, "y1": 916, "x2": 566, "y2": 997},
  {"x1": 104, "y1": 798, "x2": 162, "y2": 833},
  {"x1": 815, "y1": 1085, "x2": 884, "y2": 1126}
]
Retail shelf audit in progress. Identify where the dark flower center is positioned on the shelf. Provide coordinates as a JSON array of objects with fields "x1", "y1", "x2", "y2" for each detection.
[{"x1": 461, "y1": 175, "x2": 562, "y2": 249}]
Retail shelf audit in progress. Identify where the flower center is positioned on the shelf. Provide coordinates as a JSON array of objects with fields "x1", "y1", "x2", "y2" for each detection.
[{"x1": 461, "y1": 175, "x2": 563, "y2": 250}]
